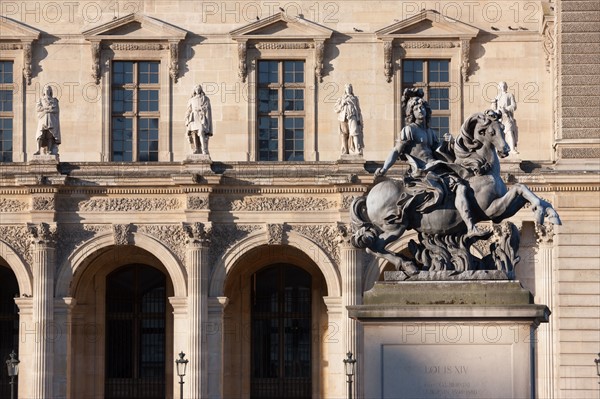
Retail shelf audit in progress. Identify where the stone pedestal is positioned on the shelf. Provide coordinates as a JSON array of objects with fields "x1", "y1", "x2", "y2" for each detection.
[
  {"x1": 348, "y1": 281, "x2": 549, "y2": 399},
  {"x1": 185, "y1": 153, "x2": 212, "y2": 163}
]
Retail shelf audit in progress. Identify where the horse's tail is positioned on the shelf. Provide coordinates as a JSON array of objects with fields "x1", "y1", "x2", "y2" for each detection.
[{"x1": 349, "y1": 196, "x2": 377, "y2": 249}]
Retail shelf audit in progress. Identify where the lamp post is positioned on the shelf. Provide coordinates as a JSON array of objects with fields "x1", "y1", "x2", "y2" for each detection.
[
  {"x1": 343, "y1": 351, "x2": 356, "y2": 399},
  {"x1": 175, "y1": 351, "x2": 188, "y2": 399},
  {"x1": 594, "y1": 353, "x2": 600, "y2": 385},
  {"x1": 5, "y1": 350, "x2": 19, "y2": 399}
]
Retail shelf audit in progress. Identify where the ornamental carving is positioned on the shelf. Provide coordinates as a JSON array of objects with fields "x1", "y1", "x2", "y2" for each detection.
[
  {"x1": 460, "y1": 39, "x2": 470, "y2": 82},
  {"x1": 220, "y1": 196, "x2": 337, "y2": 212},
  {"x1": 56, "y1": 224, "x2": 110, "y2": 265},
  {"x1": 28, "y1": 222, "x2": 56, "y2": 245},
  {"x1": 0, "y1": 44, "x2": 22, "y2": 50},
  {"x1": 383, "y1": 40, "x2": 393, "y2": 83},
  {"x1": 23, "y1": 43, "x2": 33, "y2": 85},
  {"x1": 0, "y1": 199, "x2": 28, "y2": 212},
  {"x1": 315, "y1": 41, "x2": 325, "y2": 82},
  {"x1": 187, "y1": 196, "x2": 209, "y2": 210},
  {"x1": 341, "y1": 194, "x2": 361, "y2": 210},
  {"x1": 400, "y1": 41, "x2": 455, "y2": 49},
  {"x1": 291, "y1": 224, "x2": 340, "y2": 265},
  {"x1": 254, "y1": 42, "x2": 313, "y2": 50},
  {"x1": 238, "y1": 42, "x2": 247, "y2": 82},
  {"x1": 91, "y1": 42, "x2": 101, "y2": 84},
  {"x1": 109, "y1": 43, "x2": 164, "y2": 51},
  {"x1": 0, "y1": 226, "x2": 33, "y2": 265},
  {"x1": 69, "y1": 197, "x2": 181, "y2": 212},
  {"x1": 535, "y1": 223, "x2": 554, "y2": 245},
  {"x1": 169, "y1": 41, "x2": 180, "y2": 82},
  {"x1": 32, "y1": 196, "x2": 55, "y2": 211},
  {"x1": 561, "y1": 147, "x2": 600, "y2": 159},
  {"x1": 336, "y1": 223, "x2": 352, "y2": 246},
  {"x1": 183, "y1": 222, "x2": 210, "y2": 245},
  {"x1": 267, "y1": 223, "x2": 285, "y2": 245},
  {"x1": 542, "y1": 26, "x2": 554, "y2": 73},
  {"x1": 138, "y1": 224, "x2": 188, "y2": 263},
  {"x1": 113, "y1": 224, "x2": 132, "y2": 246},
  {"x1": 208, "y1": 224, "x2": 262, "y2": 264}
]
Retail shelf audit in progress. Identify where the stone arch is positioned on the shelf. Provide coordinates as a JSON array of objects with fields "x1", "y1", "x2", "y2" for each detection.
[
  {"x1": 56, "y1": 231, "x2": 187, "y2": 298},
  {"x1": 363, "y1": 230, "x2": 419, "y2": 292},
  {"x1": 0, "y1": 240, "x2": 32, "y2": 295},
  {"x1": 210, "y1": 229, "x2": 341, "y2": 297}
]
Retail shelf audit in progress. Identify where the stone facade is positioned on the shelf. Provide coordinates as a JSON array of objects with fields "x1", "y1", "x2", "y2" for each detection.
[{"x1": 0, "y1": 1, "x2": 598, "y2": 398}]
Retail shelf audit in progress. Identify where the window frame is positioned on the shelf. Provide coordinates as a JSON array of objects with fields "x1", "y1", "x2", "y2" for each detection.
[
  {"x1": 101, "y1": 49, "x2": 171, "y2": 162},
  {"x1": 256, "y1": 59, "x2": 306, "y2": 162},
  {"x1": 0, "y1": 61, "x2": 15, "y2": 162},
  {"x1": 247, "y1": 48, "x2": 317, "y2": 162}
]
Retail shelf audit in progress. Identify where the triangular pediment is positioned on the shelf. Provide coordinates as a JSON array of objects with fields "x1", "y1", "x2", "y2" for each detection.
[
  {"x1": 376, "y1": 9, "x2": 478, "y2": 39},
  {"x1": 82, "y1": 13, "x2": 186, "y2": 41},
  {"x1": 0, "y1": 16, "x2": 41, "y2": 41},
  {"x1": 230, "y1": 12, "x2": 333, "y2": 41}
]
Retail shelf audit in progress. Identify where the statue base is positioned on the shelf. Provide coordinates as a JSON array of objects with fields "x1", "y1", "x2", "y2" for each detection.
[
  {"x1": 338, "y1": 153, "x2": 364, "y2": 162},
  {"x1": 30, "y1": 153, "x2": 59, "y2": 163},
  {"x1": 185, "y1": 153, "x2": 212, "y2": 163},
  {"x1": 349, "y1": 281, "x2": 548, "y2": 399}
]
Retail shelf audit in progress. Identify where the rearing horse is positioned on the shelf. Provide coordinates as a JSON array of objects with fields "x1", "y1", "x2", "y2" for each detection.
[{"x1": 351, "y1": 111, "x2": 561, "y2": 273}]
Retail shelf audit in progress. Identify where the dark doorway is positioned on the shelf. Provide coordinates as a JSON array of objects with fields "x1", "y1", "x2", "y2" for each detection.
[
  {"x1": 251, "y1": 264, "x2": 312, "y2": 399},
  {"x1": 0, "y1": 265, "x2": 19, "y2": 399},
  {"x1": 105, "y1": 264, "x2": 166, "y2": 399}
]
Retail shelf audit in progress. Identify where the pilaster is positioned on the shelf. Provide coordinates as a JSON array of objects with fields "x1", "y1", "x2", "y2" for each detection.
[
  {"x1": 207, "y1": 296, "x2": 229, "y2": 399},
  {"x1": 184, "y1": 222, "x2": 211, "y2": 399}
]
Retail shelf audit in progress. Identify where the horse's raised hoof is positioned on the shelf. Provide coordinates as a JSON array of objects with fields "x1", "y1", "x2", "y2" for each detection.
[
  {"x1": 466, "y1": 226, "x2": 488, "y2": 239},
  {"x1": 532, "y1": 206, "x2": 545, "y2": 225},
  {"x1": 402, "y1": 261, "x2": 419, "y2": 276},
  {"x1": 545, "y1": 207, "x2": 562, "y2": 225}
]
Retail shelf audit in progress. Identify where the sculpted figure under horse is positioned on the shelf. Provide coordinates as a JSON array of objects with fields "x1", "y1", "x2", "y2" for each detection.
[{"x1": 352, "y1": 95, "x2": 561, "y2": 274}]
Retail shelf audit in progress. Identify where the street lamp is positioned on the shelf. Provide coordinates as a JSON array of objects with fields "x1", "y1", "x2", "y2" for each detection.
[
  {"x1": 343, "y1": 351, "x2": 356, "y2": 399},
  {"x1": 175, "y1": 351, "x2": 188, "y2": 399},
  {"x1": 594, "y1": 353, "x2": 600, "y2": 384},
  {"x1": 5, "y1": 350, "x2": 19, "y2": 399}
]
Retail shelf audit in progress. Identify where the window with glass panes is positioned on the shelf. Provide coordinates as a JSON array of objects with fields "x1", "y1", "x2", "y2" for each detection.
[
  {"x1": 257, "y1": 60, "x2": 305, "y2": 161},
  {"x1": 402, "y1": 60, "x2": 450, "y2": 140},
  {"x1": 111, "y1": 61, "x2": 160, "y2": 162},
  {"x1": 0, "y1": 62, "x2": 14, "y2": 162}
]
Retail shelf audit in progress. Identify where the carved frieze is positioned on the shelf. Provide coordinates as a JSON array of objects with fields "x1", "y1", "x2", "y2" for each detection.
[
  {"x1": 0, "y1": 225, "x2": 33, "y2": 265},
  {"x1": 113, "y1": 224, "x2": 132, "y2": 246},
  {"x1": 0, "y1": 199, "x2": 28, "y2": 212},
  {"x1": 56, "y1": 224, "x2": 110, "y2": 265},
  {"x1": 217, "y1": 196, "x2": 337, "y2": 212},
  {"x1": 0, "y1": 44, "x2": 22, "y2": 50},
  {"x1": 267, "y1": 223, "x2": 285, "y2": 245},
  {"x1": 341, "y1": 194, "x2": 361, "y2": 210},
  {"x1": 208, "y1": 224, "x2": 262, "y2": 264},
  {"x1": 108, "y1": 43, "x2": 165, "y2": 51},
  {"x1": 59, "y1": 197, "x2": 181, "y2": 212},
  {"x1": 183, "y1": 222, "x2": 210, "y2": 245},
  {"x1": 535, "y1": 223, "x2": 554, "y2": 245},
  {"x1": 32, "y1": 196, "x2": 55, "y2": 211},
  {"x1": 187, "y1": 196, "x2": 209, "y2": 210},
  {"x1": 139, "y1": 224, "x2": 188, "y2": 262},
  {"x1": 400, "y1": 41, "x2": 455, "y2": 49},
  {"x1": 28, "y1": 222, "x2": 57, "y2": 246},
  {"x1": 254, "y1": 42, "x2": 313, "y2": 50}
]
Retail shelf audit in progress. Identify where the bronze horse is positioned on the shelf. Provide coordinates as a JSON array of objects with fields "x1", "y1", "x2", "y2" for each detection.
[{"x1": 351, "y1": 111, "x2": 561, "y2": 273}]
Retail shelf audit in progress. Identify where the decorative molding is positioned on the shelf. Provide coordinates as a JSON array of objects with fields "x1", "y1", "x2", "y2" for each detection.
[
  {"x1": 113, "y1": 224, "x2": 132, "y2": 246},
  {"x1": 0, "y1": 43, "x2": 22, "y2": 50},
  {"x1": 460, "y1": 39, "x2": 470, "y2": 82},
  {"x1": 183, "y1": 222, "x2": 210, "y2": 245},
  {"x1": 266, "y1": 223, "x2": 285, "y2": 245},
  {"x1": 0, "y1": 226, "x2": 33, "y2": 265},
  {"x1": 56, "y1": 224, "x2": 110, "y2": 265},
  {"x1": 32, "y1": 196, "x2": 55, "y2": 211},
  {"x1": 0, "y1": 199, "x2": 28, "y2": 212},
  {"x1": 541, "y1": 25, "x2": 554, "y2": 73},
  {"x1": 109, "y1": 43, "x2": 165, "y2": 51},
  {"x1": 291, "y1": 224, "x2": 340, "y2": 265},
  {"x1": 336, "y1": 222, "x2": 352, "y2": 246},
  {"x1": 187, "y1": 195, "x2": 209, "y2": 210},
  {"x1": 59, "y1": 197, "x2": 181, "y2": 212},
  {"x1": 383, "y1": 40, "x2": 393, "y2": 83},
  {"x1": 341, "y1": 194, "x2": 361, "y2": 210},
  {"x1": 216, "y1": 196, "x2": 337, "y2": 212},
  {"x1": 400, "y1": 41, "x2": 456, "y2": 49},
  {"x1": 254, "y1": 42, "x2": 313, "y2": 50},
  {"x1": 237, "y1": 42, "x2": 247, "y2": 82}
]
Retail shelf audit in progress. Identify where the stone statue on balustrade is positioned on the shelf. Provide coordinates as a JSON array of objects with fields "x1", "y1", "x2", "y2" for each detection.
[
  {"x1": 34, "y1": 85, "x2": 61, "y2": 156},
  {"x1": 351, "y1": 88, "x2": 561, "y2": 280},
  {"x1": 334, "y1": 84, "x2": 364, "y2": 156},
  {"x1": 493, "y1": 81, "x2": 518, "y2": 155},
  {"x1": 185, "y1": 84, "x2": 213, "y2": 156}
]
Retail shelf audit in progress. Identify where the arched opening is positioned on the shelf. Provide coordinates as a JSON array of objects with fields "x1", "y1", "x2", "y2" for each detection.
[
  {"x1": 105, "y1": 264, "x2": 167, "y2": 399},
  {"x1": 0, "y1": 264, "x2": 19, "y2": 399},
  {"x1": 223, "y1": 245, "x2": 329, "y2": 399},
  {"x1": 251, "y1": 264, "x2": 312, "y2": 399},
  {"x1": 69, "y1": 246, "x2": 175, "y2": 399}
]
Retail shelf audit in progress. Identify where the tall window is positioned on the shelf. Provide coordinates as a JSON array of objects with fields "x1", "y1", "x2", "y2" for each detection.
[
  {"x1": 0, "y1": 62, "x2": 14, "y2": 163},
  {"x1": 257, "y1": 60, "x2": 305, "y2": 161},
  {"x1": 105, "y1": 264, "x2": 166, "y2": 399},
  {"x1": 402, "y1": 59, "x2": 450, "y2": 139},
  {"x1": 251, "y1": 264, "x2": 311, "y2": 399},
  {"x1": 111, "y1": 61, "x2": 160, "y2": 162}
]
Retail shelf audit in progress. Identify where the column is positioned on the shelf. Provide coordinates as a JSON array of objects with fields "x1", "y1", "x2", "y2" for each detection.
[
  {"x1": 339, "y1": 226, "x2": 363, "y2": 399},
  {"x1": 207, "y1": 296, "x2": 229, "y2": 399},
  {"x1": 28, "y1": 223, "x2": 56, "y2": 399},
  {"x1": 184, "y1": 223, "x2": 210, "y2": 399},
  {"x1": 14, "y1": 297, "x2": 33, "y2": 399},
  {"x1": 323, "y1": 296, "x2": 343, "y2": 398},
  {"x1": 534, "y1": 224, "x2": 556, "y2": 399},
  {"x1": 169, "y1": 297, "x2": 188, "y2": 399},
  {"x1": 53, "y1": 297, "x2": 75, "y2": 399}
]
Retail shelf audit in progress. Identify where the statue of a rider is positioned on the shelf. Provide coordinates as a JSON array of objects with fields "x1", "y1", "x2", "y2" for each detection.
[{"x1": 375, "y1": 89, "x2": 483, "y2": 238}]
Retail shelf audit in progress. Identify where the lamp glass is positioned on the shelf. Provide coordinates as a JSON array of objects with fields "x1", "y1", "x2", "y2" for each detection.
[
  {"x1": 343, "y1": 352, "x2": 356, "y2": 376},
  {"x1": 6, "y1": 352, "x2": 19, "y2": 377},
  {"x1": 176, "y1": 352, "x2": 188, "y2": 377},
  {"x1": 595, "y1": 353, "x2": 600, "y2": 377}
]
